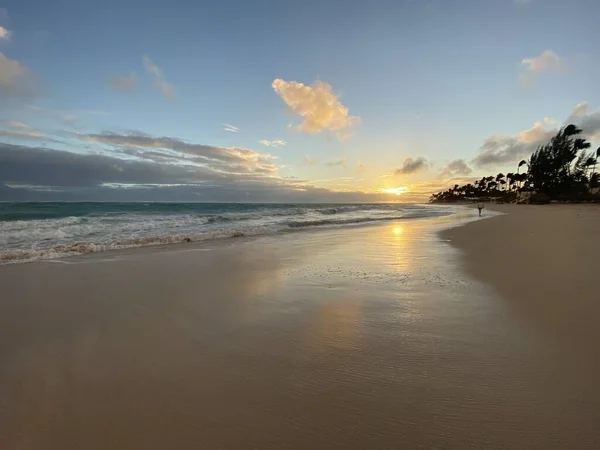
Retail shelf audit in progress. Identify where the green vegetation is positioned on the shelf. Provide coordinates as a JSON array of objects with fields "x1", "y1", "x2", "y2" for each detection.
[{"x1": 430, "y1": 125, "x2": 600, "y2": 203}]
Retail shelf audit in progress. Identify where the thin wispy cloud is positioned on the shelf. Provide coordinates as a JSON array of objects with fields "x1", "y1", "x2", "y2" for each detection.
[
  {"x1": 26, "y1": 105, "x2": 110, "y2": 126},
  {"x1": 272, "y1": 78, "x2": 359, "y2": 140},
  {"x1": 142, "y1": 55, "x2": 176, "y2": 101},
  {"x1": 222, "y1": 123, "x2": 239, "y2": 133},
  {"x1": 325, "y1": 157, "x2": 347, "y2": 168},
  {"x1": 0, "y1": 119, "x2": 45, "y2": 140},
  {"x1": 395, "y1": 157, "x2": 429, "y2": 175},
  {"x1": 109, "y1": 73, "x2": 138, "y2": 93},
  {"x1": 258, "y1": 139, "x2": 286, "y2": 148},
  {"x1": 302, "y1": 155, "x2": 317, "y2": 166}
]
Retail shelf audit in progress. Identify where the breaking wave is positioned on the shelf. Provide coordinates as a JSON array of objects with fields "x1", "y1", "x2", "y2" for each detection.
[{"x1": 0, "y1": 202, "x2": 455, "y2": 264}]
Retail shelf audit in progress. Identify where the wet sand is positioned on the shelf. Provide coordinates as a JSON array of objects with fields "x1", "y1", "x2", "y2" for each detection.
[{"x1": 1, "y1": 209, "x2": 599, "y2": 449}]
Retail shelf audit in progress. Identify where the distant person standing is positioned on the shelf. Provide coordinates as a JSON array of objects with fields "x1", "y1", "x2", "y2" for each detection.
[{"x1": 477, "y1": 202, "x2": 484, "y2": 217}]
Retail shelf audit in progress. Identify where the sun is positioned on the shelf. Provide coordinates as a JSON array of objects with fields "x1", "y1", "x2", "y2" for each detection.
[{"x1": 382, "y1": 186, "x2": 408, "y2": 196}]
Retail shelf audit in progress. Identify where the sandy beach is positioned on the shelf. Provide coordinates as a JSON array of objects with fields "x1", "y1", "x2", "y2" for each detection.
[
  {"x1": 1, "y1": 207, "x2": 599, "y2": 449},
  {"x1": 441, "y1": 204, "x2": 600, "y2": 364}
]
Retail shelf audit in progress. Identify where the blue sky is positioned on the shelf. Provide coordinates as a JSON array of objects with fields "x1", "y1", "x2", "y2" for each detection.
[{"x1": 0, "y1": 0, "x2": 599, "y2": 201}]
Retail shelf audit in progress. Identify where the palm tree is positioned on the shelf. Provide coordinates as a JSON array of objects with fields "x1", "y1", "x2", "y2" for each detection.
[
  {"x1": 590, "y1": 173, "x2": 600, "y2": 190},
  {"x1": 506, "y1": 173, "x2": 513, "y2": 191},
  {"x1": 593, "y1": 147, "x2": 600, "y2": 180},
  {"x1": 564, "y1": 124, "x2": 582, "y2": 137},
  {"x1": 517, "y1": 160, "x2": 527, "y2": 174}
]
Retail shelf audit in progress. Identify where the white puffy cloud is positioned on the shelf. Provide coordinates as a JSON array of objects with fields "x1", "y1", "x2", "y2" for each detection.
[
  {"x1": 0, "y1": 26, "x2": 11, "y2": 41},
  {"x1": 395, "y1": 157, "x2": 429, "y2": 175},
  {"x1": 142, "y1": 55, "x2": 176, "y2": 101},
  {"x1": 258, "y1": 139, "x2": 286, "y2": 148},
  {"x1": 272, "y1": 78, "x2": 359, "y2": 140},
  {"x1": 520, "y1": 50, "x2": 565, "y2": 87}
]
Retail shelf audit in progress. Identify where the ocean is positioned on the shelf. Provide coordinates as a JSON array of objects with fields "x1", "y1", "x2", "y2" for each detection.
[{"x1": 0, "y1": 202, "x2": 454, "y2": 263}]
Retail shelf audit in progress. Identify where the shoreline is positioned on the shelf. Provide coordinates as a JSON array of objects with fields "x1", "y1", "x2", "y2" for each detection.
[
  {"x1": 2, "y1": 208, "x2": 600, "y2": 448},
  {"x1": 0, "y1": 203, "x2": 458, "y2": 265},
  {"x1": 440, "y1": 204, "x2": 600, "y2": 364}
]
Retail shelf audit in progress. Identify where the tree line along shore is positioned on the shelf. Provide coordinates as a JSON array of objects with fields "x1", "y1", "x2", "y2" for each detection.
[{"x1": 430, "y1": 125, "x2": 600, "y2": 204}]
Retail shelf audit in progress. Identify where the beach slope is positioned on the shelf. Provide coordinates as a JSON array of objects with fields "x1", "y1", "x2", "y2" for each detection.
[{"x1": 441, "y1": 204, "x2": 600, "y2": 362}]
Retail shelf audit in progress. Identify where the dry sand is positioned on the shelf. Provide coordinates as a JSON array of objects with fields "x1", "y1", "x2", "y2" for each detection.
[{"x1": 1, "y1": 209, "x2": 599, "y2": 449}]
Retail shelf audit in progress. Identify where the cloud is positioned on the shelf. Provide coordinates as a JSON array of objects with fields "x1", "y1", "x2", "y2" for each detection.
[
  {"x1": 567, "y1": 101, "x2": 589, "y2": 122},
  {"x1": 473, "y1": 102, "x2": 600, "y2": 168},
  {"x1": 302, "y1": 155, "x2": 317, "y2": 166},
  {"x1": 404, "y1": 177, "x2": 477, "y2": 202},
  {"x1": 76, "y1": 130, "x2": 278, "y2": 175},
  {"x1": 0, "y1": 52, "x2": 33, "y2": 99},
  {"x1": 572, "y1": 104, "x2": 600, "y2": 141},
  {"x1": 0, "y1": 26, "x2": 11, "y2": 42},
  {"x1": 520, "y1": 50, "x2": 565, "y2": 87},
  {"x1": 325, "y1": 157, "x2": 347, "y2": 168},
  {"x1": 439, "y1": 159, "x2": 473, "y2": 178},
  {"x1": 395, "y1": 157, "x2": 429, "y2": 175},
  {"x1": 514, "y1": 0, "x2": 533, "y2": 4},
  {"x1": 0, "y1": 142, "x2": 393, "y2": 203},
  {"x1": 473, "y1": 118, "x2": 557, "y2": 168},
  {"x1": 272, "y1": 78, "x2": 359, "y2": 140},
  {"x1": 142, "y1": 55, "x2": 176, "y2": 101},
  {"x1": 25, "y1": 104, "x2": 109, "y2": 126},
  {"x1": 109, "y1": 73, "x2": 138, "y2": 93},
  {"x1": 221, "y1": 124, "x2": 238, "y2": 133},
  {"x1": 0, "y1": 119, "x2": 46, "y2": 140},
  {"x1": 258, "y1": 139, "x2": 286, "y2": 148}
]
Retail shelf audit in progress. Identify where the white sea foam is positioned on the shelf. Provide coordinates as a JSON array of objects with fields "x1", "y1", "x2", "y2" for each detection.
[{"x1": 0, "y1": 204, "x2": 455, "y2": 264}]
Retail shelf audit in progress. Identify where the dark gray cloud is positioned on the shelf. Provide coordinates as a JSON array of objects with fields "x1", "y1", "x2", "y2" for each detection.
[
  {"x1": 439, "y1": 159, "x2": 473, "y2": 178},
  {"x1": 0, "y1": 142, "x2": 388, "y2": 202},
  {"x1": 0, "y1": 142, "x2": 228, "y2": 187},
  {"x1": 395, "y1": 157, "x2": 428, "y2": 175}
]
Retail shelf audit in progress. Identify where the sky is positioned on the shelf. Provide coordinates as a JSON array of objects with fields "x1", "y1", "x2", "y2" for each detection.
[{"x1": 0, "y1": 0, "x2": 599, "y2": 202}]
